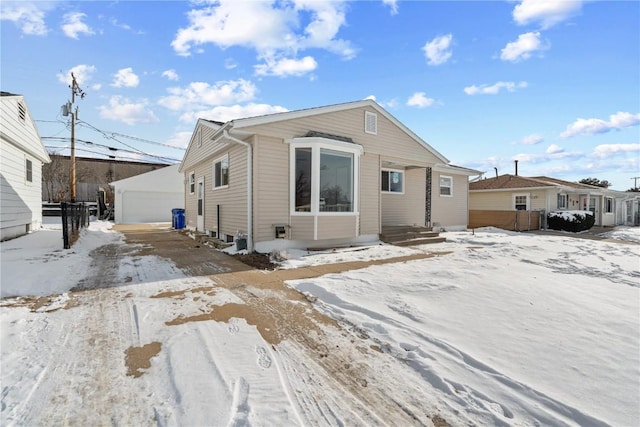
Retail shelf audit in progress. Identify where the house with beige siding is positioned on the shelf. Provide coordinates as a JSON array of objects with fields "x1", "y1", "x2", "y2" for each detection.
[
  {"x1": 469, "y1": 174, "x2": 628, "y2": 228},
  {"x1": 179, "y1": 100, "x2": 479, "y2": 252}
]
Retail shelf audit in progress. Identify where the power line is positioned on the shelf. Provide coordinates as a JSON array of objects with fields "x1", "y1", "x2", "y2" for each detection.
[
  {"x1": 43, "y1": 137, "x2": 180, "y2": 163},
  {"x1": 76, "y1": 120, "x2": 185, "y2": 150}
]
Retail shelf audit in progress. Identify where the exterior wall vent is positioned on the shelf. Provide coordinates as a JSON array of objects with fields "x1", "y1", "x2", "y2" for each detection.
[
  {"x1": 364, "y1": 111, "x2": 377, "y2": 135},
  {"x1": 18, "y1": 101, "x2": 26, "y2": 122}
]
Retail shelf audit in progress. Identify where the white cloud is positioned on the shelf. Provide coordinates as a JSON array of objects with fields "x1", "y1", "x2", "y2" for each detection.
[
  {"x1": 520, "y1": 134, "x2": 544, "y2": 145},
  {"x1": 500, "y1": 32, "x2": 547, "y2": 62},
  {"x1": 171, "y1": 0, "x2": 355, "y2": 60},
  {"x1": 1, "y1": 2, "x2": 49, "y2": 35},
  {"x1": 56, "y1": 64, "x2": 97, "y2": 87},
  {"x1": 111, "y1": 68, "x2": 140, "y2": 88},
  {"x1": 98, "y1": 96, "x2": 159, "y2": 125},
  {"x1": 406, "y1": 92, "x2": 436, "y2": 108},
  {"x1": 165, "y1": 131, "x2": 194, "y2": 150},
  {"x1": 422, "y1": 34, "x2": 453, "y2": 66},
  {"x1": 592, "y1": 143, "x2": 640, "y2": 158},
  {"x1": 162, "y1": 69, "x2": 180, "y2": 81},
  {"x1": 513, "y1": 0, "x2": 583, "y2": 29},
  {"x1": 179, "y1": 103, "x2": 288, "y2": 124},
  {"x1": 158, "y1": 79, "x2": 257, "y2": 111},
  {"x1": 61, "y1": 12, "x2": 94, "y2": 39},
  {"x1": 546, "y1": 144, "x2": 564, "y2": 154},
  {"x1": 464, "y1": 81, "x2": 528, "y2": 95},
  {"x1": 254, "y1": 55, "x2": 318, "y2": 77},
  {"x1": 560, "y1": 112, "x2": 640, "y2": 138},
  {"x1": 383, "y1": 0, "x2": 398, "y2": 15},
  {"x1": 224, "y1": 58, "x2": 238, "y2": 70}
]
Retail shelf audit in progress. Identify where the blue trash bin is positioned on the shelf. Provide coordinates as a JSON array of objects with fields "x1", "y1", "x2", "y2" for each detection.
[{"x1": 172, "y1": 208, "x2": 185, "y2": 229}]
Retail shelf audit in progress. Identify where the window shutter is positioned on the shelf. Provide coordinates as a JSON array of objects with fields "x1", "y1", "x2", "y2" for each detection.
[{"x1": 365, "y1": 111, "x2": 377, "y2": 134}]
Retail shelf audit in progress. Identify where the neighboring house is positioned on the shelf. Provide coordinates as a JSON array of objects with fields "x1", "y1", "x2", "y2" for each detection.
[
  {"x1": 43, "y1": 154, "x2": 169, "y2": 204},
  {"x1": 620, "y1": 192, "x2": 640, "y2": 226},
  {"x1": 0, "y1": 92, "x2": 51, "y2": 241},
  {"x1": 110, "y1": 164, "x2": 183, "y2": 224},
  {"x1": 469, "y1": 174, "x2": 627, "y2": 228},
  {"x1": 179, "y1": 99, "x2": 479, "y2": 252}
]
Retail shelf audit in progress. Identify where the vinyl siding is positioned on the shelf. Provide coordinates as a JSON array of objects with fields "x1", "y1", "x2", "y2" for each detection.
[
  {"x1": 253, "y1": 135, "x2": 289, "y2": 242},
  {"x1": 432, "y1": 173, "x2": 469, "y2": 228},
  {"x1": 185, "y1": 144, "x2": 248, "y2": 236},
  {"x1": 241, "y1": 107, "x2": 442, "y2": 165},
  {"x1": 381, "y1": 168, "x2": 425, "y2": 226},
  {"x1": 469, "y1": 189, "x2": 549, "y2": 211},
  {"x1": 359, "y1": 152, "x2": 380, "y2": 234},
  {"x1": 317, "y1": 216, "x2": 357, "y2": 240},
  {"x1": 1, "y1": 95, "x2": 47, "y2": 241},
  {"x1": 290, "y1": 216, "x2": 314, "y2": 240},
  {"x1": 206, "y1": 145, "x2": 248, "y2": 236}
]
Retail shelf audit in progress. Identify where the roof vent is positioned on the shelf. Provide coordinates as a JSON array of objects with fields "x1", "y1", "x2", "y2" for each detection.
[{"x1": 364, "y1": 111, "x2": 377, "y2": 135}]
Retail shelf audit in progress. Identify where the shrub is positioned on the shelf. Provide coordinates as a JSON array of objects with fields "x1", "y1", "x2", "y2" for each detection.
[{"x1": 547, "y1": 210, "x2": 595, "y2": 232}]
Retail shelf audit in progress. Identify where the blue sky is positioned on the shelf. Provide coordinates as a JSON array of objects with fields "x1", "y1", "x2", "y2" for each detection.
[{"x1": 2, "y1": 0, "x2": 638, "y2": 190}]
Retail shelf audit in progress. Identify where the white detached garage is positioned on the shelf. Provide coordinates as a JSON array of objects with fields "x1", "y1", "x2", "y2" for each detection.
[{"x1": 111, "y1": 164, "x2": 184, "y2": 224}]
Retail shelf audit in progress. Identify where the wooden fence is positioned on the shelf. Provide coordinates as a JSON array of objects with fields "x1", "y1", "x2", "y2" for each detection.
[{"x1": 469, "y1": 210, "x2": 541, "y2": 231}]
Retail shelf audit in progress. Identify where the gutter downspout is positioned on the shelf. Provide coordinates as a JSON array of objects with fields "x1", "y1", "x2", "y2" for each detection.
[{"x1": 222, "y1": 129, "x2": 253, "y2": 253}]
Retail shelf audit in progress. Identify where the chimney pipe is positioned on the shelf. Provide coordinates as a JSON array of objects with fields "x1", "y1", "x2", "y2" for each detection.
[
  {"x1": 514, "y1": 160, "x2": 519, "y2": 176},
  {"x1": 494, "y1": 167, "x2": 498, "y2": 178}
]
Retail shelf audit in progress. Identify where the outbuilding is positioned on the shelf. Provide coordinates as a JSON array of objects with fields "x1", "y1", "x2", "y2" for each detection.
[{"x1": 111, "y1": 164, "x2": 184, "y2": 224}]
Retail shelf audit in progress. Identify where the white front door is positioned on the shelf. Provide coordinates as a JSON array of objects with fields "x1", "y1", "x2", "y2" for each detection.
[{"x1": 197, "y1": 178, "x2": 204, "y2": 232}]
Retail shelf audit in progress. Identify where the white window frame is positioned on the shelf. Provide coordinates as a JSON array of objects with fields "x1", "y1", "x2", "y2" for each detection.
[
  {"x1": 189, "y1": 172, "x2": 195, "y2": 194},
  {"x1": 25, "y1": 157, "x2": 33, "y2": 184},
  {"x1": 381, "y1": 168, "x2": 404, "y2": 194},
  {"x1": 513, "y1": 193, "x2": 529, "y2": 211},
  {"x1": 604, "y1": 197, "x2": 614, "y2": 214},
  {"x1": 288, "y1": 137, "x2": 362, "y2": 216},
  {"x1": 439, "y1": 175, "x2": 453, "y2": 197},
  {"x1": 557, "y1": 193, "x2": 568, "y2": 209},
  {"x1": 364, "y1": 111, "x2": 377, "y2": 135},
  {"x1": 212, "y1": 154, "x2": 229, "y2": 190}
]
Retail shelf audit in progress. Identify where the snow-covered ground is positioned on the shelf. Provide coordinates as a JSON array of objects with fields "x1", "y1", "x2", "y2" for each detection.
[{"x1": 1, "y1": 222, "x2": 638, "y2": 426}]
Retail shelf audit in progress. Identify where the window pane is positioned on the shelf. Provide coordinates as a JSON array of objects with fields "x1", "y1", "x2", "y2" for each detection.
[
  {"x1": 390, "y1": 172, "x2": 402, "y2": 192},
  {"x1": 295, "y1": 148, "x2": 312, "y2": 212},
  {"x1": 215, "y1": 162, "x2": 221, "y2": 187},
  {"x1": 381, "y1": 171, "x2": 389, "y2": 191},
  {"x1": 221, "y1": 157, "x2": 229, "y2": 186},
  {"x1": 320, "y1": 149, "x2": 353, "y2": 212},
  {"x1": 439, "y1": 176, "x2": 451, "y2": 196},
  {"x1": 26, "y1": 159, "x2": 32, "y2": 182},
  {"x1": 515, "y1": 195, "x2": 527, "y2": 210}
]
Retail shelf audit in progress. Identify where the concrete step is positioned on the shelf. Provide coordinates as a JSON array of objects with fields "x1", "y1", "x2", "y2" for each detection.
[
  {"x1": 392, "y1": 236, "x2": 447, "y2": 246},
  {"x1": 380, "y1": 231, "x2": 440, "y2": 241}
]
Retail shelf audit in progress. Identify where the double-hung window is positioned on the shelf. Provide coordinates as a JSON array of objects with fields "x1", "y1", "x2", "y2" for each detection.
[
  {"x1": 290, "y1": 137, "x2": 362, "y2": 215},
  {"x1": 604, "y1": 197, "x2": 614, "y2": 214},
  {"x1": 439, "y1": 175, "x2": 452, "y2": 196},
  {"x1": 25, "y1": 158, "x2": 33, "y2": 183},
  {"x1": 381, "y1": 170, "x2": 404, "y2": 193},
  {"x1": 557, "y1": 194, "x2": 568, "y2": 209},
  {"x1": 189, "y1": 172, "x2": 195, "y2": 194},
  {"x1": 213, "y1": 155, "x2": 229, "y2": 189}
]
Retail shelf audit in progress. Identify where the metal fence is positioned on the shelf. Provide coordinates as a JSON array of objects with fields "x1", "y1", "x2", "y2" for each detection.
[{"x1": 61, "y1": 202, "x2": 90, "y2": 249}]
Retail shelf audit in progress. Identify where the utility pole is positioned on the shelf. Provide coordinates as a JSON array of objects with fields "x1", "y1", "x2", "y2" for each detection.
[
  {"x1": 632, "y1": 177, "x2": 640, "y2": 190},
  {"x1": 63, "y1": 73, "x2": 85, "y2": 202}
]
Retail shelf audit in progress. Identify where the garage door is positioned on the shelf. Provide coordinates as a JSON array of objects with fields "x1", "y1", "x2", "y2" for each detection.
[{"x1": 121, "y1": 191, "x2": 183, "y2": 224}]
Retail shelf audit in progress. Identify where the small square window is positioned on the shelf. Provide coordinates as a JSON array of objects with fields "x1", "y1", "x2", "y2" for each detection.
[
  {"x1": 439, "y1": 175, "x2": 452, "y2": 196},
  {"x1": 381, "y1": 170, "x2": 404, "y2": 193},
  {"x1": 25, "y1": 159, "x2": 33, "y2": 183},
  {"x1": 514, "y1": 195, "x2": 528, "y2": 210}
]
